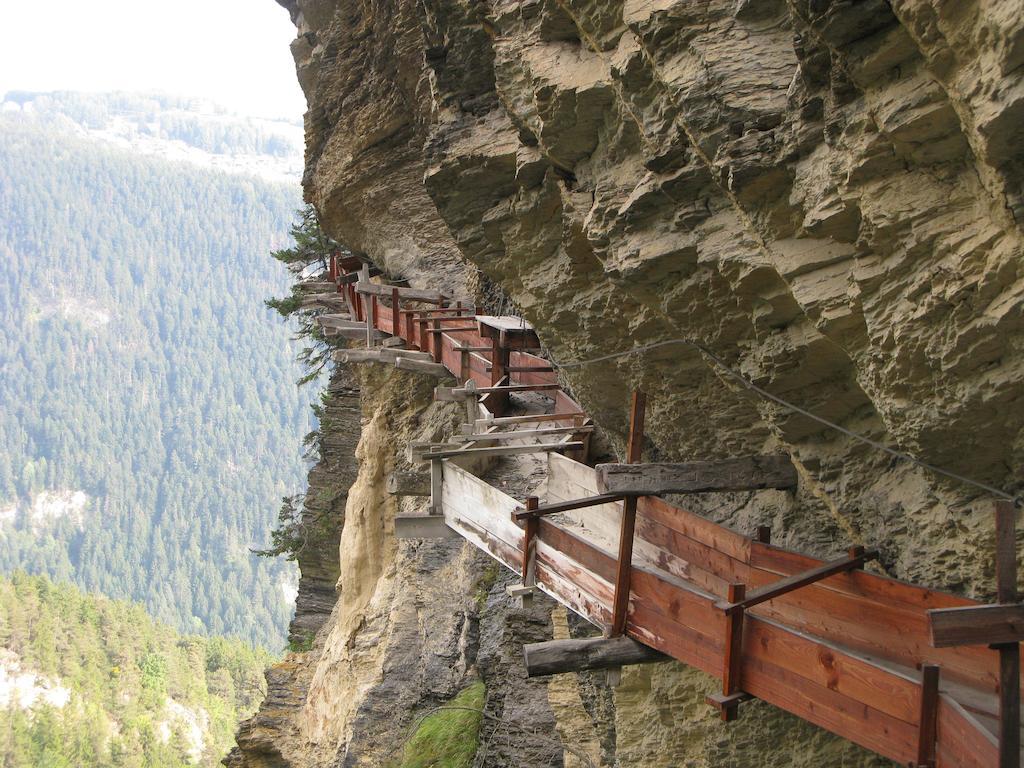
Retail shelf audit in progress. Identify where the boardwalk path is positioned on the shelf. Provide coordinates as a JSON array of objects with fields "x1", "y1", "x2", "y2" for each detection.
[{"x1": 314, "y1": 262, "x2": 1012, "y2": 767}]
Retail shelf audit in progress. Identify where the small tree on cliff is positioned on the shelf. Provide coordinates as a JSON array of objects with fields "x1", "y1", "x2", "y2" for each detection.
[{"x1": 266, "y1": 203, "x2": 343, "y2": 384}]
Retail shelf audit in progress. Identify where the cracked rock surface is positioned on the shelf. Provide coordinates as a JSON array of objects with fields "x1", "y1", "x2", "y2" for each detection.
[{"x1": 230, "y1": 0, "x2": 1024, "y2": 765}]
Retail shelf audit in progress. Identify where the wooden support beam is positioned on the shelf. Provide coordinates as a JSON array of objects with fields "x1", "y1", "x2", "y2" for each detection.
[
  {"x1": 413, "y1": 314, "x2": 479, "y2": 323},
  {"x1": 513, "y1": 493, "x2": 626, "y2": 521},
  {"x1": 356, "y1": 282, "x2": 446, "y2": 303},
  {"x1": 755, "y1": 525, "x2": 771, "y2": 544},
  {"x1": 596, "y1": 455, "x2": 797, "y2": 495},
  {"x1": 473, "y1": 412, "x2": 585, "y2": 430},
  {"x1": 610, "y1": 390, "x2": 646, "y2": 637},
  {"x1": 928, "y1": 604, "x2": 1024, "y2": 647},
  {"x1": 453, "y1": 345, "x2": 492, "y2": 353},
  {"x1": 381, "y1": 336, "x2": 407, "y2": 349},
  {"x1": 379, "y1": 348, "x2": 435, "y2": 364},
  {"x1": 915, "y1": 664, "x2": 940, "y2": 768},
  {"x1": 430, "y1": 459, "x2": 443, "y2": 514},
  {"x1": 523, "y1": 635, "x2": 670, "y2": 677},
  {"x1": 394, "y1": 357, "x2": 452, "y2": 378},
  {"x1": 415, "y1": 441, "x2": 584, "y2": 463},
  {"x1": 333, "y1": 349, "x2": 387, "y2": 364},
  {"x1": 386, "y1": 471, "x2": 431, "y2": 497},
  {"x1": 426, "y1": 325, "x2": 478, "y2": 334},
  {"x1": 394, "y1": 515, "x2": 460, "y2": 540},
  {"x1": 458, "y1": 425, "x2": 594, "y2": 444},
  {"x1": 522, "y1": 496, "x2": 539, "y2": 601},
  {"x1": 326, "y1": 327, "x2": 386, "y2": 342},
  {"x1": 485, "y1": 365, "x2": 555, "y2": 373},
  {"x1": 441, "y1": 383, "x2": 561, "y2": 400},
  {"x1": 715, "y1": 547, "x2": 877, "y2": 615}
]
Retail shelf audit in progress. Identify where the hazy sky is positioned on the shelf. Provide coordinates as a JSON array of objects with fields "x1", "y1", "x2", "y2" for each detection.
[{"x1": 0, "y1": 0, "x2": 305, "y2": 120}]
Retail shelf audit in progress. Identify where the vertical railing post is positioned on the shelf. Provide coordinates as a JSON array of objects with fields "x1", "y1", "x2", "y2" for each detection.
[
  {"x1": 609, "y1": 390, "x2": 646, "y2": 637},
  {"x1": 915, "y1": 664, "x2": 940, "y2": 768},
  {"x1": 389, "y1": 287, "x2": 399, "y2": 338}
]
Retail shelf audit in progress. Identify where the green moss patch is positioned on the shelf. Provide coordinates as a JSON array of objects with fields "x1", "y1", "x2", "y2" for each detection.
[{"x1": 397, "y1": 681, "x2": 486, "y2": 768}]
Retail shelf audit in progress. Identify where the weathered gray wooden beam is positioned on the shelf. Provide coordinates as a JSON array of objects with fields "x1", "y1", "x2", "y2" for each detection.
[
  {"x1": 457, "y1": 425, "x2": 594, "y2": 443},
  {"x1": 356, "y1": 281, "x2": 446, "y2": 303},
  {"x1": 386, "y1": 471, "x2": 431, "y2": 497},
  {"x1": 316, "y1": 316, "x2": 361, "y2": 329},
  {"x1": 416, "y1": 441, "x2": 583, "y2": 463},
  {"x1": 333, "y1": 349, "x2": 387, "y2": 364},
  {"x1": 394, "y1": 357, "x2": 452, "y2": 377},
  {"x1": 597, "y1": 455, "x2": 797, "y2": 495},
  {"x1": 379, "y1": 348, "x2": 434, "y2": 364},
  {"x1": 394, "y1": 515, "x2": 460, "y2": 540},
  {"x1": 523, "y1": 635, "x2": 669, "y2": 677}
]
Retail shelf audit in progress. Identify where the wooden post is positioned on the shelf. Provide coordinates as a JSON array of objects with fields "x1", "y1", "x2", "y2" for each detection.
[
  {"x1": 720, "y1": 582, "x2": 746, "y2": 722},
  {"x1": 522, "y1": 496, "x2": 539, "y2": 589},
  {"x1": 430, "y1": 459, "x2": 443, "y2": 515},
  {"x1": 610, "y1": 390, "x2": 646, "y2": 637},
  {"x1": 916, "y1": 664, "x2": 940, "y2": 768},
  {"x1": 391, "y1": 287, "x2": 401, "y2": 338},
  {"x1": 994, "y1": 500, "x2": 1020, "y2": 768},
  {"x1": 489, "y1": 335, "x2": 509, "y2": 416},
  {"x1": 432, "y1": 318, "x2": 442, "y2": 363}
]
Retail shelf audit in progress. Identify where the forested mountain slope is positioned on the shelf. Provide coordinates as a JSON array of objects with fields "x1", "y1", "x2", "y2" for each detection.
[
  {"x1": 0, "y1": 108, "x2": 311, "y2": 648},
  {"x1": 0, "y1": 571, "x2": 270, "y2": 767}
]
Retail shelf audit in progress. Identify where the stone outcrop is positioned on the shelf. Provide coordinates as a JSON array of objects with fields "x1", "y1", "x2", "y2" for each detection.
[{"x1": 231, "y1": 0, "x2": 1024, "y2": 765}]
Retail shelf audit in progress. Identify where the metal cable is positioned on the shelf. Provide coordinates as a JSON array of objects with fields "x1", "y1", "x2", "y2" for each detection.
[{"x1": 547, "y1": 338, "x2": 1022, "y2": 505}]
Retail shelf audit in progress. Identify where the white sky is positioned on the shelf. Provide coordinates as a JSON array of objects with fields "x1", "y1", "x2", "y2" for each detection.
[{"x1": 0, "y1": 0, "x2": 305, "y2": 120}]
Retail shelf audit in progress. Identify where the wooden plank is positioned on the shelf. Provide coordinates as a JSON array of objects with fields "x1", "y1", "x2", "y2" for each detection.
[
  {"x1": 929, "y1": 604, "x2": 1024, "y2": 648},
  {"x1": 459, "y1": 425, "x2": 594, "y2": 443},
  {"x1": 378, "y1": 348, "x2": 435, "y2": 364},
  {"x1": 394, "y1": 357, "x2": 452, "y2": 377},
  {"x1": 936, "y1": 694, "x2": 1000, "y2": 768},
  {"x1": 741, "y1": 653, "x2": 919, "y2": 763},
  {"x1": 333, "y1": 349, "x2": 386, "y2": 364},
  {"x1": 597, "y1": 455, "x2": 797, "y2": 495},
  {"x1": 611, "y1": 390, "x2": 646, "y2": 637},
  {"x1": 417, "y1": 441, "x2": 583, "y2": 462},
  {"x1": 394, "y1": 516, "x2": 460, "y2": 539},
  {"x1": 716, "y1": 547, "x2": 878, "y2": 615},
  {"x1": 387, "y1": 471, "x2": 430, "y2": 496},
  {"x1": 475, "y1": 315, "x2": 534, "y2": 333},
  {"x1": 523, "y1": 636, "x2": 668, "y2": 677},
  {"x1": 742, "y1": 617, "x2": 921, "y2": 725},
  {"x1": 474, "y1": 412, "x2": 585, "y2": 429},
  {"x1": 356, "y1": 281, "x2": 446, "y2": 303}
]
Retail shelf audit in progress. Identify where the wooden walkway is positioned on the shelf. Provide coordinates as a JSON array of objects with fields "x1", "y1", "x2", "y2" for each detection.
[{"x1": 315, "y1": 255, "x2": 1019, "y2": 767}]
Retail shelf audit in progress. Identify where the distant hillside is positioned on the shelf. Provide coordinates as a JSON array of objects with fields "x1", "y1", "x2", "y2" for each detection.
[
  {"x1": 0, "y1": 103, "x2": 312, "y2": 648},
  {"x1": 0, "y1": 572, "x2": 271, "y2": 767},
  {"x1": 1, "y1": 91, "x2": 304, "y2": 182}
]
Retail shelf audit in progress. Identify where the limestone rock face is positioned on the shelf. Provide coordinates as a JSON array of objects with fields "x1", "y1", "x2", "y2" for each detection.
[{"x1": 230, "y1": 0, "x2": 1024, "y2": 765}]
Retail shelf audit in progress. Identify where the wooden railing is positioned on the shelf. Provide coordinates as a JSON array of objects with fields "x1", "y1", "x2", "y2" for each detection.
[{"x1": 314, "y1": 254, "x2": 1015, "y2": 768}]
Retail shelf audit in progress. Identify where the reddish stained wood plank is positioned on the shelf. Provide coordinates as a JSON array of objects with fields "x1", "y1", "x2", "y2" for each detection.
[
  {"x1": 508, "y1": 351, "x2": 558, "y2": 387},
  {"x1": 627, "y1": 602, "x2": 722, "y2": 677},
  {"x1": 751, "y1": 542, "x2": 976, "y2": 612},
  {"x1": 749, "y1": 579, "x2": 999, "y2": 691},
  {"x1": 936, "y1": 695, "x2": 1000, "y2": 768},
  {"x1": 634, "y1": 514, "x2": 748, "y2": 591},
  {"x1": 637, "y1": 495, "x2": 751, "y2": 564},
  {"x1": 744, "y1": 617, "x2": 920, "y2": 724},
  {"x1": 742, "y1": 654, "x2": 919, "y2": 764}
]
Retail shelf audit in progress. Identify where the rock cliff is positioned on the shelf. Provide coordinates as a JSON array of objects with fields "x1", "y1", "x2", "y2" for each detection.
[{"x1": 230, "y1": 1, "x2": 1024, "y2": 765}]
